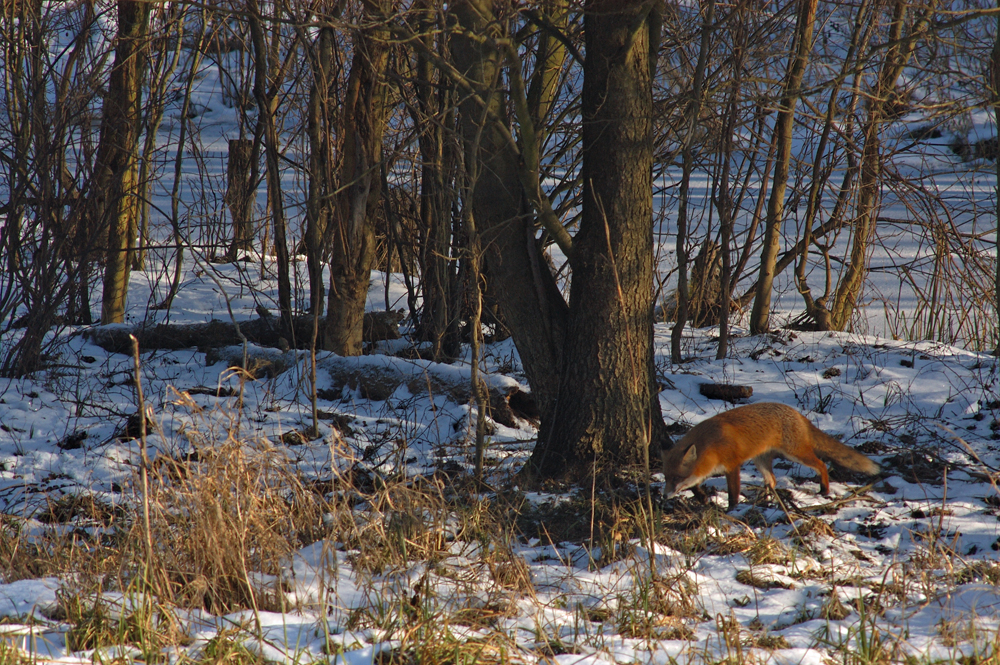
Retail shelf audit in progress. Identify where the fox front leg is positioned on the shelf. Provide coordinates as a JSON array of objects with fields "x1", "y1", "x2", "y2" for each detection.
[{"x1": 725, "y1": 468, "x2": 742, "y2": 511}]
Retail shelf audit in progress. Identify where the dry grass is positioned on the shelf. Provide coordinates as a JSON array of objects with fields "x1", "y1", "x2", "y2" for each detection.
[
  {"x1": 2, "y1": 389, "x2": 997, "y2": 665},
  {"x1": 142, "y1": 433, "x2": 329, "y2": 614}
]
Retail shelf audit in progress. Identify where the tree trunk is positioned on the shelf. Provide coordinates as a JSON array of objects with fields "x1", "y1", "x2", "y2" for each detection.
[
  {"x1": 525, "y1": 0, "x2": 568, "y2": 151},
  {"x1": 671, "y1": 0, "x2": 715, "y2": 362},
  {"x1": 795, "y1": 0, "x2": 874, "y2": 330},
  {"x1": 248, "y1": 0, "x2": 292, "y2": 331},
  {"x1": 829, "y1": 0, "x2": 929, "y2": 330},
  {"x1": 225, "y1": 138, "x2": 256, "y2": 262},
  {"x1": 715, "y1": 2, "x2": 751, "y2": 361},
  {"x1": 323, "y1": 0, "x2": 393, "y2": 356},
  {"x1": 97, "y1": 0, "x2": 150, "y2": 324},
  {"x1": 748, "y1": 0, "x2": 817, "y2": 334},
  {"x1": 524, "y1": 0, "x2": 669, "y2": 482},
  {"x1": 413, "y1": 1, "x2": 459, "y2": 361},
  {"x1": 304, "y1": 27, "x2": 336, "y2": 316},
  {"x1": 450, "y1": 0, "x2": 567, "y2": 420},
  {"x1": 993, "y1": 0, "x2": 1000, "y2": 353}
]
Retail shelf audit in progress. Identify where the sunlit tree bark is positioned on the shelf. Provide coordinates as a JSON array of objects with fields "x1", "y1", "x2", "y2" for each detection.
[
  {"x1": 525, "y1": 0, "x2": 670, "y2": 481},
  {"x1": 829, "y1": 0, "x2": 931, "y2": 330},
  {"x1": 96, "y1": 0, "x2": 150, "y2": 324},
  {"x1": 749, "y1": 0, "x2": 817, "y2": 334}
]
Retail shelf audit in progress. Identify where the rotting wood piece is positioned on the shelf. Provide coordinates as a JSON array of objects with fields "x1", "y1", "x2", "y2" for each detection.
[{"x1": 698, "y1": 383, "x2": 753, "y2": 402}]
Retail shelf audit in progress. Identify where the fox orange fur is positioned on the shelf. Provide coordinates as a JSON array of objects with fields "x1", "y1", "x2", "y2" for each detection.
[{"x1": 661, "y1": 402, "x2": 880, "y2": 510}]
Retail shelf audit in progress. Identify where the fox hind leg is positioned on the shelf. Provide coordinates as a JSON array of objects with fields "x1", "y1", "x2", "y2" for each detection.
[
  {"x1": 753, "y1": 453, "x2": 777, "y2": 488},
  {"x1": 786, "y1": 449, "x2": 831, "y2": 496}
]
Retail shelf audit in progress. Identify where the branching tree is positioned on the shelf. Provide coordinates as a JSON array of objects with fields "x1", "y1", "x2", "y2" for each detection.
[
  {"x1": 993, "y1": 0, "x2": 1000, "y2": 352},
  {"x1": 304, "y1": 21, "x2": 339, "y2": 319},
  {"x1": 247, "y1": 0, "x2": 293, "y2": 331},
  {"x1": 91, "y1": 0, "x2": 151, "y2": 324},
  {"x1": 749, "y1": 0, "x2": 817, "y2": 334},
  {"x1": 526, "y1": 0, "x2": 670, "y2": 481},
  {"x1": 411, "y1": 0, "x2": 461, "y2": 361},
  {"x1": 827, "y1": 0, "x2": 933, "y2": 330},
  {"x1": 323, "y1": 0, "x2": 394, "y2": 356},
  {"x1": 449, "y1": 0, "x2": 669, "y2": 482}
]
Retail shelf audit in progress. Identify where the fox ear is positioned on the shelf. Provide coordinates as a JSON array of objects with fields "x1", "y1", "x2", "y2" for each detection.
[{"x1": 679, "y1": 444, "x2": 698, "y2": 472}]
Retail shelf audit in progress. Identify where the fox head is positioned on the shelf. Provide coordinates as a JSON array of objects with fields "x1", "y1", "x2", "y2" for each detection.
[{"x1": 660, "y1": 442, "x2": 700, "y2": 498}]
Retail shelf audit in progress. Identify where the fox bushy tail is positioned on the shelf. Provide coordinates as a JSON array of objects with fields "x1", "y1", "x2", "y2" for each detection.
[{"x1": 810, "y1": 426, "x2": 880, "y2": 475}]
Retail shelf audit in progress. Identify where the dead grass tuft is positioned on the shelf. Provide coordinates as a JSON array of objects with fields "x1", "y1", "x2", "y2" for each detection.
[
  {"x1": 0, "y1": 514, "x2": 123, "y2": 583},
  {"x1": 347, "y1": 481, "x2": 453, "y2": 575},
  {"x1": 485, "y1": 547, "x2": 533, "y2": 595},
  {"x1": 55, "y1": 586, "x2": 188, "y2": 658},
  {"x1": 195, "y1": 626, "x2": 264, "y2": 665},
  {"x1": 955, "y1": 561, "x2": 1000, "y2": 585},
  {"x1": 820, "y1": 590, "x2": 852, "y2": 621},
  {"x1": 735, "y1": 569, "x2": 794, "y2": 590},
  {"x1": 141, "y1": 432, "x2": 330, "y2": 613},
  {"x1": 792, "y1": 515, "x2": 836, "y2": 542},
  {"x1": 0, "y1": 639, "x2": 29, "y2": 665},
  {"x1": 745, "y1": 535, "x2": 793, "y2": 566},
  {"x1": 751, "y1": 632, "x2": 791, "y2": 650}
]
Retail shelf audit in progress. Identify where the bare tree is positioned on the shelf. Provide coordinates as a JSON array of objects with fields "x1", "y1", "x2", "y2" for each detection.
[
  {"x1": 323, "y1": 0, "x2": 394, "y2": 356},
  {"x1": 526, "y1": 0, "x2": 671, "y2": 481},
  {"x1": 411, "y1": 0, "x2": 461, "y2": 361},
  {"x1": 248, "y1": 0, "x2": 293, "y2": 330},
  {"x1": 90, "y1": 0, "x2": 151, "y2": 324},
  {"x1": 303, "y1": 22, "x2": 339, "y2": 318},
  {"x1": 670, "y1": 0, "x2": 715, "y2": 362},
  {"x1": 749, "y1": 0, "x2": 818, "y2": 334},
  {"x1": 993, "y1": 0, "x2": 1000, "y2": 352}
]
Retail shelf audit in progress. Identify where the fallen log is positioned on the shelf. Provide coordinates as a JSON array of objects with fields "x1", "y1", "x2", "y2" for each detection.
[
  {"x1": 83, "y1": 311, "x2": 403, "y2": 354},
  {"x1": 189, "y1": 345, "x2": 539, "y2": 429}
]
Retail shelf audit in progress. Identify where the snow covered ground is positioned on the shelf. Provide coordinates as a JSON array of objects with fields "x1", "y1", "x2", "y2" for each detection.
[
  {"x1": 2, "y1": 261, "x2": 1000, "y2": 664},
  {"x1": 2, "y1": 4, "x2": 1000, "y2": 662}
]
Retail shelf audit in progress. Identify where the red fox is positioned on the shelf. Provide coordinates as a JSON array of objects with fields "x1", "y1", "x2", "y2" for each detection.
[{"x1": 661, "y1": 402, "x2": 879, "y2": 510}]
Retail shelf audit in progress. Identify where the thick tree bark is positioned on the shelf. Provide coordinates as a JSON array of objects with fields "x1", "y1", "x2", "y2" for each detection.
[
  {"x1": 749, "y1": 0, "x2": 817, "y2": 334},
  {"x1": 323, "y1": 0, "x2": 392, "y2": 356},
  {"x1": 450, "y1": 0, "x2": 567, "y2": 421},
  {"x1": 94, "y1": 0, "x2": 149, "y2": 324},
  {"x1": 524, "y1": 0, "x2": 669, "y2": 482}
]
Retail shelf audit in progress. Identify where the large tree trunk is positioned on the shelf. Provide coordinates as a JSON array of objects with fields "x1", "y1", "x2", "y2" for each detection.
[
  {"x1": 748, "y1": 0, "x2": 817, "y2": 335},
  {"x1": 323, "y1": 0, "x2": 392, "y2": 356},
  {"x1": 450, "y1": 0, "x2": 567, "y2": 421},
  {"x1": 94, "y1": 0, "x2": 149, "y2": 324},
  {"x1": 524, "y1": 0, "x2": 668, "y2": 482}
]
